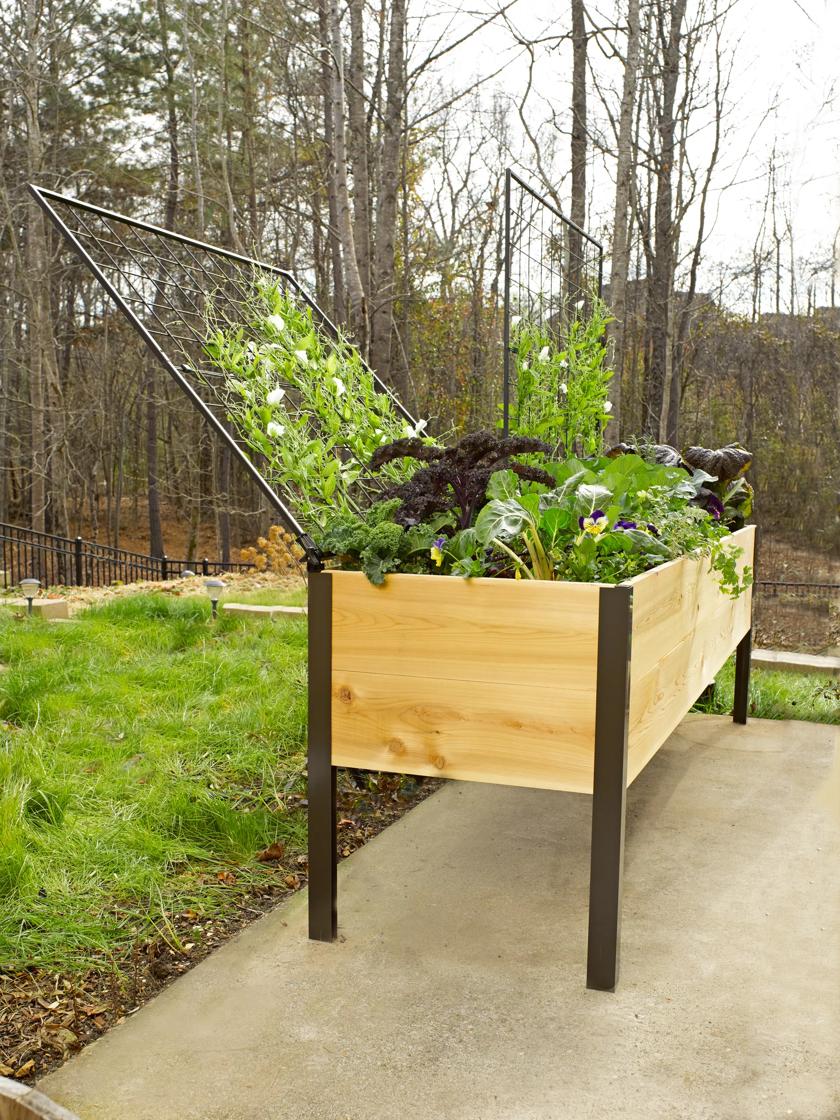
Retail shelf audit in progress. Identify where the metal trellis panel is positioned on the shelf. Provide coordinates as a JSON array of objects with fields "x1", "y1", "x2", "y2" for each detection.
[
  {"x1": 29, "y1": 185, "x2": 417, "y2": 570},
  {"x1": 502, "y1": 169, "x2": 604, "y2": 437}
]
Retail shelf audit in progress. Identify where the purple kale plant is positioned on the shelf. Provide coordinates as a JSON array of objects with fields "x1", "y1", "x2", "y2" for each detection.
[{"x1": 369, "y1": 429, "x2": 555, "y2": 530}]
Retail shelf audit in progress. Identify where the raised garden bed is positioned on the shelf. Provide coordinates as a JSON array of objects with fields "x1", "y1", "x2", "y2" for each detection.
[{"x1": 307, "y1": 525, "x2": 756, "y2": 990}]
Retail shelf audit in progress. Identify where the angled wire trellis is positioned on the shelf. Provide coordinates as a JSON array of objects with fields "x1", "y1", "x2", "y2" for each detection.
[
  {"x1": 30, "y1": 185, "x2": 416, "y2": 570},
  {"x1": 502, "y1": 169, "x2": 604, "y2": 438}
]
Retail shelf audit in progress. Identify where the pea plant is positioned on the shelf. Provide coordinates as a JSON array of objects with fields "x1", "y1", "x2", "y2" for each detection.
[
  {"x1": 509, "y1": 295, "x2": 614, "y2": 457},
  {"x1": 202, "y1": 277, "x2": 424, "y2": 528}
]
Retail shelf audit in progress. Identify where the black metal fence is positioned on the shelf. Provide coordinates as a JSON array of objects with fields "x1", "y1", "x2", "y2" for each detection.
[
  {"x1": 0, "y1": 523, "x2": 252, "y2": 589},
  {"x1": 755, "y1": 580, "x2": 839, "y2": 599}
]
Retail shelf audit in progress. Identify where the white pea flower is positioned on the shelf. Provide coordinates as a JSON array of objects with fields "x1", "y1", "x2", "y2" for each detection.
[
  {"x1": 559, "y1": 358, "x2": 569, "y2": 369},
  {"x1": 267, "y1": 386, "x2": 286, "y2": 405},
  {"x1": 403, "y1": 418, "x2": 428, "y2": 438},
  {"x1": 604, "y1": 401, "x2": 613, "y2": 413},
  {"x1": 266, "y1": 314, "x2": 285, "y2": 333},
  {"x1": 333, "y1": 377, "x2": 346, "y2": 396},
  {"x1": 521, "y1": 361, "x2": 529, "y2": 372},
  {"x1": 294, "y1": 349, "x2": 308, "y2": 363},
  {"x1": 560, "y1": 383, "x2": 568, "y2": 394},
  {"x1": 574, "y1": 298, "x2": 585, "y2": 310},
  {"x1": 538, "y1": 345, "x2": 550, "y2": 362},
  {"x1": 267, "y1": 421, "x2": 285, "y2": 439},
  {"x1": 510, "y1": 315, "x2": 522, "y2": 327}
]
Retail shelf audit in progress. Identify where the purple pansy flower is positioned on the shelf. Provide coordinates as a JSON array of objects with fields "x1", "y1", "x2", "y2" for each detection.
[
  {"x1": 578, "y1": 509, "x2": 609, "y2": 536},
  {"x1": 614, "y1": 519, "x2": 637, "y2": 531},
  {"x1": 430, "y1": 536, "x2": 447, "y2": 567},
  {"x1": 646, "y1": 523, "x2": 659, "y2": 536}
]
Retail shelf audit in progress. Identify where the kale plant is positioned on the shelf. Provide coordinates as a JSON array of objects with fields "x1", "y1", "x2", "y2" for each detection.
[{"x1": 370, "y1": 429, "x2": 555, "y2": 530}]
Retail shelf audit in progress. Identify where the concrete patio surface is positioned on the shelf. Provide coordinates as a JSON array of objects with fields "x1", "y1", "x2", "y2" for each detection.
[{"x1": 41, "y1": 715, "x2": 840, "y2": 1120}]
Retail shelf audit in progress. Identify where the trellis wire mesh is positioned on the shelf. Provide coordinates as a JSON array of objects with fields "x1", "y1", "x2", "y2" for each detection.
[
  {"x1": 30, "y1": 186, "x2": 415, "y2": 567},
  {"x1": 502, "y1": 169, "x2": 604, "y2": 437}
]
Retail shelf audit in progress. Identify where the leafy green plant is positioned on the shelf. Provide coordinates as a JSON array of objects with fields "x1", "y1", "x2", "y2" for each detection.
[
  {"x1": 318, "y1": 433, "x2": 754, "y2": 597},
  {"x1": 318, "y1": 499, "x2": 437, "y2": 584},
  {"x1": 509, "y1": 296, "x2": 614, "y2": 457},
  {"x1": 203, "y1": 277, "x2": 425, "y2": 528},
  {"x1": 610, "y1": 440, "x2": 754, "y2": 528}
]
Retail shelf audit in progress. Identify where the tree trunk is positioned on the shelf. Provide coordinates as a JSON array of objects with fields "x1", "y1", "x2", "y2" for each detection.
[
  {"x1": 147, "y1": 0, "x2": 180, "y2": 558},
  {"x1": 325, "y1": 0, "x2": 367, "y2": 344},
  {"x1": 348, "y1": 0, "x2": 371, "y2": 302},
  {"x1": 642, "y1": 0, "x2": 686, "y2": 439},
  {"x1": 606, "y1": 0, "x2": 640, "y2": 440},
  {"x1": 318, "y1": 0, "x2": 347, "y2": 320},
  {"x1": 369, "y1": 0, "x2": 407, "y2": 397},
  {"x1": 568, "y1": 0, "x2": 587, "y2": 303},
  {"x1": 22, "y1": 0, "x2": 69, "y2": 537}
]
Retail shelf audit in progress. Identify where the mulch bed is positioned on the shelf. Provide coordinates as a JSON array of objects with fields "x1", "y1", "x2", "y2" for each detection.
[{"x1": 0, "y1": 772, "x2": 438, "y2": 1085}]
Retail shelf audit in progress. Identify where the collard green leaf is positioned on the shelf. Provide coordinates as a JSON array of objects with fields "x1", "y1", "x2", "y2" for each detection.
[
  {"x1": 575, "y1": 483, "x2": 613, "y2": 511},
  {"x1": 486, "y1": 469, "x2": 520, "y2": 500},
  {"x1": 474, "y1": 498, "x2": 532, "y2": 543}
]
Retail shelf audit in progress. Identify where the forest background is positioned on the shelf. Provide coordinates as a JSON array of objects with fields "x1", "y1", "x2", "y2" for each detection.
[{"x1": 0, "y1": 0, "x2": 837, "y2": 572}]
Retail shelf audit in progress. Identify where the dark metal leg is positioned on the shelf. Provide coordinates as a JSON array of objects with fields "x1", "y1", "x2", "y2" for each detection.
[
  {"x1": 733, "y1": 628, "x2": 752, "y2": 725},
  {"x1": 587, "y1": 585, "x2": 633, "y2": 992},
  {"x1": 308, "y1": 571, "x2": 337, "y2": 941}
]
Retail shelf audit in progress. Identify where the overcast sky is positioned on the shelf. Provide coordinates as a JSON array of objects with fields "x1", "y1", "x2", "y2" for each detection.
[{"x1": 416, "y1": 0, "x2": 840, "y2": 308}]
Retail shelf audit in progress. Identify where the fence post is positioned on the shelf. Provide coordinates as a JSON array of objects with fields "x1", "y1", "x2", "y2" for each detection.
[
  {"x1": 161, "y1": 554, "x2": 168, "y2": 581},
  {"x1": 74, "y1": 537, "x2": 84, "y2": 586},
  {"x1": 202, "y1": 557, "x2": 209, "y2": 576}
]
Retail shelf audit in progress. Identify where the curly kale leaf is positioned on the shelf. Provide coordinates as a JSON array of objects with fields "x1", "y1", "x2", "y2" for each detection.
[
  {"x1": 372, "y1": 429, "x2": 554, "y2": 530},
  {"x1": 359, "y1": 521, "x2": 405, "y2": 585}
]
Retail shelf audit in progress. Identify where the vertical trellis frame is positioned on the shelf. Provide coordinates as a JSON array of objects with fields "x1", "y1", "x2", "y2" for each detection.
[
  {"x1": 29, "y1": 185, "x2": 417, "y2": 570},
  {"x1": 502, "y1": 169, "x2": 604, "y2": 437}
]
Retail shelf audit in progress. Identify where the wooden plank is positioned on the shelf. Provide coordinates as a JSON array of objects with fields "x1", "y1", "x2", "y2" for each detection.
[
  {"x1": 221, "y1": 602, "x2": 306, "y2": 618},
  {"x1": 627, "y1": 527, "x2": 755, "y2": 783},
  {"x1": 331, "y1": 571, "x2": 601, "y2": 692},
  {"x1": 331, "y1": 670, "x2": 597, "y2": 793},
  {"x1": 752, "y1": 648, "x2": 840, "y2": 678},
  {"x1": 0, "y1": 1078, "x2": 80, "y2": 1120},
  {"x1": 626, "y1": 526, "x2": 755, "y2": 669}
]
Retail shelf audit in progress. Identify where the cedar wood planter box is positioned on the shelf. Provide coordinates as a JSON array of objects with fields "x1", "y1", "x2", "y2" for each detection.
[{"x1": 308, "y1": 525, "x2": 756, "y2": 990}]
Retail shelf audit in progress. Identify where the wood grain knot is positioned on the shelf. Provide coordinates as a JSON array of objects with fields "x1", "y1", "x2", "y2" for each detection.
[
  {"x1": 432, "y1": 754, "x2": 446, "y2": 770},
  {"x1": 337, "y1": 686, "x2": 353, "y2": 704},
  {"x1": 387, "y1": 738, "x2": 405, "y2": 755}
]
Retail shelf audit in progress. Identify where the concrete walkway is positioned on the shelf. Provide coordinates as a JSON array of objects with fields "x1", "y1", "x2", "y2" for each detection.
[{"x1": 41, "y1": 716, "x2": 840, "y2": 1120}]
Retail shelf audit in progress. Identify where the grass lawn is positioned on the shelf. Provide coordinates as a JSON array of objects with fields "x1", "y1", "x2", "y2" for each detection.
[
  {"x1": 694, "y1": 657, "x2": 839, "y2": 724},
  {"x1": 0, "y1": 594, "x2": 308, "y2": 972},
  {"x1": 1, "y1": 592, "x2": 835, "y2": 977}
]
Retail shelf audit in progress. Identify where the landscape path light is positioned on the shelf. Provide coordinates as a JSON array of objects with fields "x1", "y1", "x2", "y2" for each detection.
[
  {"x1": 204, "y1": 578, "x2": 225, "y2": 620},
  {"x1": 20, "y1": 578, "x2": 41, "y2": 615}
]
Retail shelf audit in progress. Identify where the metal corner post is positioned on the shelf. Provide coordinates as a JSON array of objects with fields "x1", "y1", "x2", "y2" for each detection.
[
  {"x1": 732, "y1": 629, "x2": 752, "y2": 724},
  {"x1": 307, "y1": 569, "x2": 337, "y2": 941},
  {"x1": 587, "y1": 584, "x2": 633, "y2": 991},
  {"x1": 733, "y1": 526, "x2": 758, "y2": 725}
]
